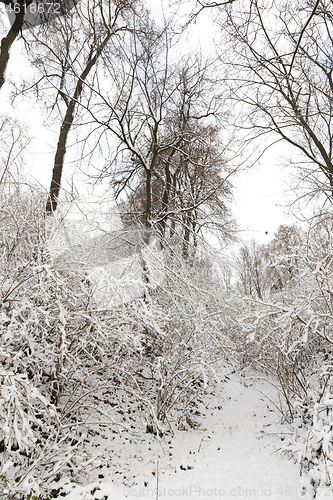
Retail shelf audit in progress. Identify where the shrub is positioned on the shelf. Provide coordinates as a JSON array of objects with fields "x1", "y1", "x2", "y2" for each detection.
[{"x1": 0, "y1": 189, "x2": 237, "y2": 497}]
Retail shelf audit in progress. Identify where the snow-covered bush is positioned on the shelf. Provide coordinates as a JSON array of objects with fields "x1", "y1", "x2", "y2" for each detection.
[
  {"x1": 291, "y1": 377, "x2": 333, "y2": 498},
  {"x1": 78, "y1": 244, "x2": 238, "y2": 433},
  {"x1": 236, "y1": 216, "x2": 333, "y2": 417},
  {"x1": 0, "y1": 371, "x2": 61, "y2": 499},
  {"x1": 235, "y1": 213, "x2": 333, "y2": 497},
  {"x1": 0, "y1": 190, "x2": 102, "y2": 498},
  {"x1": 0, "y1": 189, "x2": 238, "y2": 497},
  {"x1": 130, "y1": 248, "x2": 237, "y2": 429}
]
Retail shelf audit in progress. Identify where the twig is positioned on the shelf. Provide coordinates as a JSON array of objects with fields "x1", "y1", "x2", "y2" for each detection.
[
  {"x1": 322, "y1": 449, "x2": 333, "y2": 494},
  {"x1": 197, "y1": 437, "x2": 205, "y2": 453}
]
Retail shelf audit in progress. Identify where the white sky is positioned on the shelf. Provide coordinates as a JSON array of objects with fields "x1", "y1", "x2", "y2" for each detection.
[{"x1": 232, "y1": 149, "x2": 294, "y2": 243}]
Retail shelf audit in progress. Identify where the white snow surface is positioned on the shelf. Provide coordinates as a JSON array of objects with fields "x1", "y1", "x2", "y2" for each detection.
[{"x1": 57, "y1": 371, "x2": 301, "y2": 500}]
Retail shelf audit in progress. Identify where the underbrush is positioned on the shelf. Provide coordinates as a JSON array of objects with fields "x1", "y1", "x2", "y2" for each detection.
[
  {"x1": 236, "y1": 212, "x2": 333, "y2": 498},
  {"x1": 0, "y1": 190, "x2": 237, "y2": 499}
]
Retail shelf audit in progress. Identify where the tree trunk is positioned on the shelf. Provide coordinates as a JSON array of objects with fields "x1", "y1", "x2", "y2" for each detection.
[
  {"x1": 0, "y1": 0, "x2": 26, "y2": 91},
  {"x1": 182, "y1": 214, "x2": 190, "y2": 260},
  {"x1": 160, "y1": 161, "x2": 172, "y2": 238},
  {"x1": 45, "y1": 32, "x2": 112, "y2": 213},
  {"x1": 145, "y1": 167, "x2": 152, "y2": 230},
  {"x1": 45, "y1": 99, "x2": 76, "y2": 213}
]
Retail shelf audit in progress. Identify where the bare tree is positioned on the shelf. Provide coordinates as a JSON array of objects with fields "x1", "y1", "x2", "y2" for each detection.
[
  {"x1": 261, "y1": 224, "x2": 303, "y2": 293},
  {"x1": 234, "y1": 240, "x2": 265, "y2": 299},
  {"x1": 81, "y1": 20, "x2": 236, "y2": 253},
  {"x1": 95, "y1": 18, "x2": 178, "y2": 237},
  {"x1": 0, "y1": 0, "x2": 81, "y2": 92},
  {"x1": 16, "y1": 0, "x2": 136, "y2": 213},
  {"x1": 219, "y1": 0, "x2": 333, "y2": 203},
  {"x1": 234, "y1": 224, "x2": 303, "y2": 299},
  {"x1": 0, "y1": 0, "x2": 26, "y2": 91},
  {"x1": 0, "y1": 114, "x2": 31, "y2": 187},
  {"x1": 178, "y1": 0, "x2": 237, "y2": 25},
  {"x1": 124, "y1": 119, "x2": 236, "y2": 257}
]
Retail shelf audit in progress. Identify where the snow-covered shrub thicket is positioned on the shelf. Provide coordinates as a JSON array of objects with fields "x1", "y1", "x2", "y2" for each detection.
[
  {"x1": 0, "y1": 189, "x2": 237, "y2": 499},
  {"x1": 237, "y1": 215, "x2": 333, "y2": 497},
  {"x1": 0, "y1": 189, "x2": 102, "y2": 499},
  {"x1": 133, "y1": 246, "x2": 237, "y2": 428}
]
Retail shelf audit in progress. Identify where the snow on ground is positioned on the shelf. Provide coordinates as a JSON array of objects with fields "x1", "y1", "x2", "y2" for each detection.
[{"x1": 57, "y1": 371, "x2": 301, "y2": 500}]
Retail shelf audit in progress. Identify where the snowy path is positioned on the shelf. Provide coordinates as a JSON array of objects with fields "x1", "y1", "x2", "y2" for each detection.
[{"x1": 62, "y1": 372, "x2": 301, "y2": 500}]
